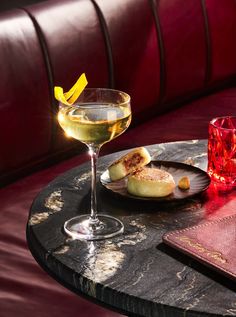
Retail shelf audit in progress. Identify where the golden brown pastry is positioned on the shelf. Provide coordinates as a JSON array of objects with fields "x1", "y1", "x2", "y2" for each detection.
[
  {"x1": 127, "y1": 167, "x2": 175, "y2": 197},
  {"x1": 108, "y1": 147, "x2": 151, "y2": 181}
]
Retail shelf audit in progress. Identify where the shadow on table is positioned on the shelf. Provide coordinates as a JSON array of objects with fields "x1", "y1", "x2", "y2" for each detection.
[
  {"x1": 157, "y1": 243, "x2": 236, "y2": 292},
  {"x1": 98, "y1": 185, "x2": 207, "y2": 215}
]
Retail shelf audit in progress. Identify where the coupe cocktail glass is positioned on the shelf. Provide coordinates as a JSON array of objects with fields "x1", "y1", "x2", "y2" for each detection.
[
  {"x1": 58, "y1": 88, "x2": 131, "y2": 240},
  {"x1": 208, "y1": 116, "x2": 236, "y2": 186}
]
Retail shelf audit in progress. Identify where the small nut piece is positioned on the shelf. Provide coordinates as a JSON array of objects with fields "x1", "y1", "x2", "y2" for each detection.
[{"x1": 178, "y1": 176, "x2": 190, "y2": 190}]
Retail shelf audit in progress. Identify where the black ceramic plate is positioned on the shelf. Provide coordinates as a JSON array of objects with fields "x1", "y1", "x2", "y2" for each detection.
[{"x1": 100, "y1": 160, "x2": 211, "y2": 202}]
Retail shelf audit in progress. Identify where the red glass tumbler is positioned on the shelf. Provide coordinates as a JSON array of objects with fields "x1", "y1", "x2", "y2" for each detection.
[{"x1": 208, "y1": 116, "x2": 236, "y2": 186}]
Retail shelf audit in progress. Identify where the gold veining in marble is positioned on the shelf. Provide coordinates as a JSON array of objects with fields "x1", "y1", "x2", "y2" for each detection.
[
  {"x1": 184, "y1": 294, "x2": 206, "y2": 314},
  {"x1": 29, "y1": 190, "x2": 64, "y2": 225},
  {"x1": 83, "y1": 241, "x2": 125, "y2": 283},
  {"x1": 82, "y1": 218, "x2": 147, "y2": 284},
  {"x1": 73, "y1": 172, "x2": 91, "y2": 189},
  {"x1": 183, "y1": 157, "x2": 195, "y2": 166},
  {"x1": 117, "y1": 219, "x2": 147, "y2": 247},
  {"x1": 226, "y1": 301, "x2": 236, "y2": 315},
  {"x1": 45, "y1": 190, "x2": 64, "y2": 211},
  {"x1": 176, "y1": 274, "x2": 197, "y2": 303},
  {"x1": 29, "y1": 212, "x2": 51, "y2": 225},
  {"x1": 176, "y1": 266, "x2": 188, "y2": 281},
  {"x1": 54, "y1": 245, "x2": 70, "y2": 254}
]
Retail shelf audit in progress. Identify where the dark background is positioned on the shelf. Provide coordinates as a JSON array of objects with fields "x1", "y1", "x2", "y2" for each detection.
[{"x1": 0, "y1": 0, "x2": 47, "y2": 12}]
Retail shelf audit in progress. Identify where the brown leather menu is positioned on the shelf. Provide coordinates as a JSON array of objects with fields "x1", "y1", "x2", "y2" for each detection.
[{"x1": 163, "y1": 214, "x2": 236, "y2": 281}]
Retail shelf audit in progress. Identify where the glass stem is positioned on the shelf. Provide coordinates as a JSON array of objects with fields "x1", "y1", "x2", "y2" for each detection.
[{"x1": 88, "y1": 145, "x2": 101, "y2": 224}]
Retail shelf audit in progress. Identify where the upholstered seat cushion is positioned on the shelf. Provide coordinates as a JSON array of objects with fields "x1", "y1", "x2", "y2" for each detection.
[{"x1": 102, "y1": 86, "x2": 236, "y2": 154}]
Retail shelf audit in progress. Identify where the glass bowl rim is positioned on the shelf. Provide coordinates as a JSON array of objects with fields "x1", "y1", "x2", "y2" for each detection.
[
  {"x1": 210, "y1": 116, "x2": 236, "y2": 130},
  {"x1": 58, "y1": 87, "x2": 131, "y2": 108}
]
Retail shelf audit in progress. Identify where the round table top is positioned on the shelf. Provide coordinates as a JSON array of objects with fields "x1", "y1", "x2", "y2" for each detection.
[{"x1": 27, "y1": 140, "x2": 236, "y2": 317}]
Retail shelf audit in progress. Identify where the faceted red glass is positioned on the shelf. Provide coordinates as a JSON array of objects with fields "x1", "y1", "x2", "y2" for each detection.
[{"x1": 208, "y1": 116, "x2": 236, "y2": 186}]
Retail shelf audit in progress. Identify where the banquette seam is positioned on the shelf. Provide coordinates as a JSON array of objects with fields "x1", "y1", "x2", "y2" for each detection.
[
  {"x1": 148, "y1": 0, "x2": 166, "y2": 104},
  {"x1": 91, "y1": 0, "x2": 115, "y2": 89},
  {"x1": 200, "y1": 0, "x2": 212, "y2": 85},
  {"x1": 21, "y1": 8, "x2": 57, "y2": 151}
]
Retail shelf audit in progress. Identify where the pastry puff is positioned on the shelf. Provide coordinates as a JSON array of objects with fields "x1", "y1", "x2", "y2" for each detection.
[{"x1": 108, "y1": 147, "x2": 151, "y2": 181}]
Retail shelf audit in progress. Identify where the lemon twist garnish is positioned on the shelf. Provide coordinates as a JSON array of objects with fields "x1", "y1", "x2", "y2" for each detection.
[{"x1": 54, "y1": 73, "x2": 88, "y2": 105}]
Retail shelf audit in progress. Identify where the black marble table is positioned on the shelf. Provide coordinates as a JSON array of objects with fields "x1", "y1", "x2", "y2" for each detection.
[{"x1": 27, "y1": 140, "x2": 236, "y2": 317}]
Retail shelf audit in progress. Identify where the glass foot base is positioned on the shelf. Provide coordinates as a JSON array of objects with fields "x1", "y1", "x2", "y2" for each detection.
[{"x1": 64, "y1": 214, "x2": 124, "y2": 241}]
